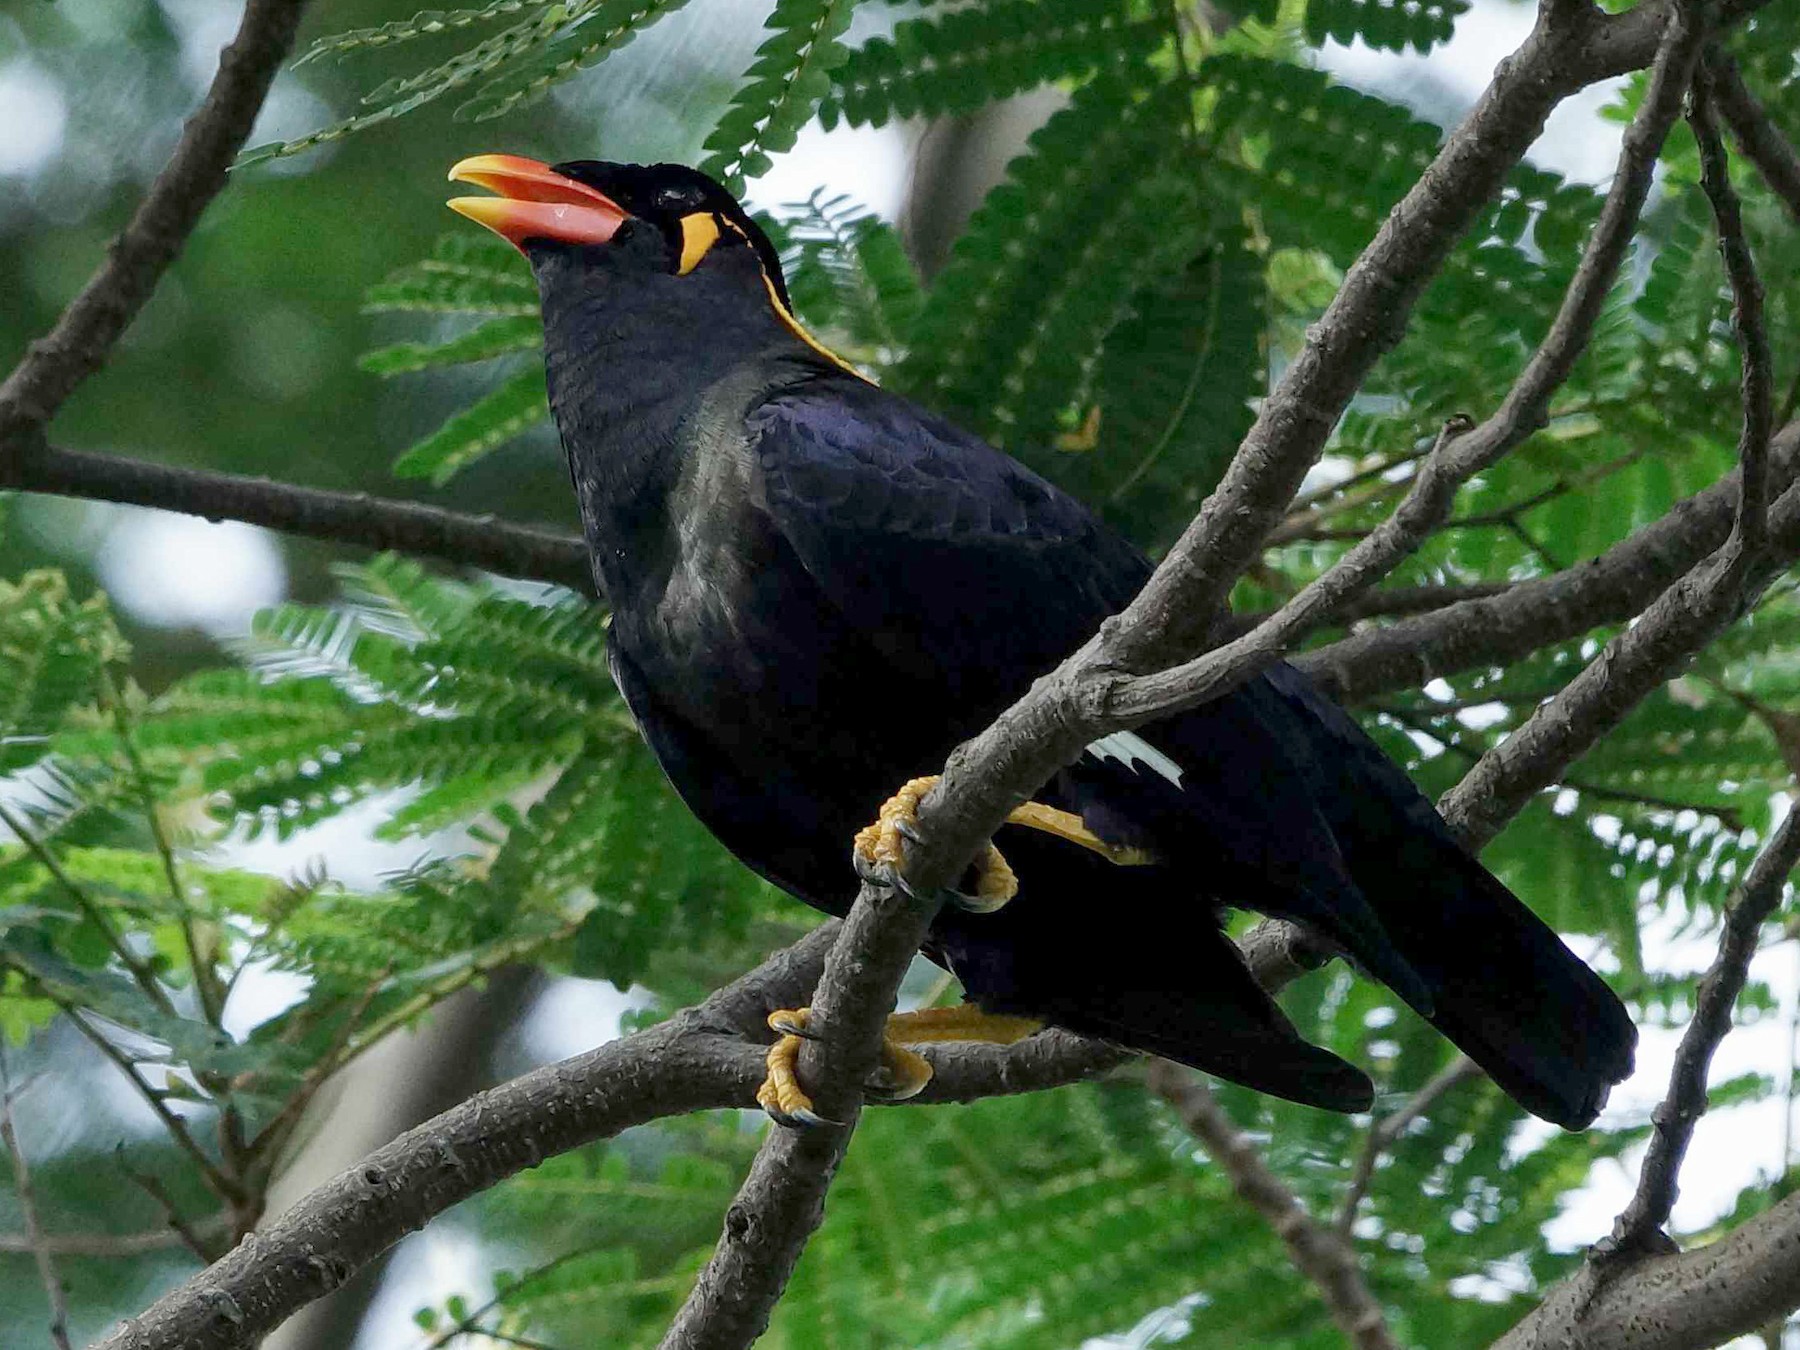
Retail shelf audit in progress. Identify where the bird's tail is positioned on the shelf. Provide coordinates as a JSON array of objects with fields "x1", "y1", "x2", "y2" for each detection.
[{"x1": 1365, "y1": 837, "x2": 1637, "y2": 1129}]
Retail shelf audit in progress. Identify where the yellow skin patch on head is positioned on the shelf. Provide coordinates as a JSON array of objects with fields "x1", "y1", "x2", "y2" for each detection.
[
  {"x1": 677, "y1": 211, "x2": 721, "y2": 275},
  {"x1": 688, "y1": 213, "x2": 872, "y2": 383}
]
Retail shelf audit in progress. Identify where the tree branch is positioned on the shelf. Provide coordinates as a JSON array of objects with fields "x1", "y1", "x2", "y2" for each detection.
[
  {"x1": 1612, "y1": 807, "x2": 1800, "y2": 1250},
  {"x1": 1704, "y1": 49, "x2": 1800, "y2": 226},
  {"x1": 1494, "y1": 1181, "x2": 1800, "y2": 1349},
  {"x1": 0, "y1": 0, "x2": 312, "y2": 447},
  {"x1": 1101, "y1": 0, "x2": 1703, "y2": 726},
  {"x1": 1335, "y1": 1054, "x2": 1481, "y2": 1236},
  {"x1": 1439, "y1": 46, "x2": 1791, "y2": 848},
  {"x1": 92, "y1": 908, "x2": 1336, "y2": 1350},
  {"x1": 1692, "y1": 65, "x2": 1776, "y2": 552},
  {"x1": 1149, "y1": 1061, "x2": 1399, "y2": 1350},
  {"x1": 1300, "y1": 421, "x2": 1800, "y2": 704},
  {"x1": 1097, "y1": 0, "x2": 1608, "y2": 672},
  {"x1": 2, "y1": 1048, "x2": 72, "y2": 1350},
  {"x1": 93, "y1": 4, "x2": 1735, "y2": 1344},
  {"x1": 1, "y1": 442, "x2": 595, "y2": 593},
  {"x1": 0, "y1": 1227, "x2": 211, "y2": 1259}
]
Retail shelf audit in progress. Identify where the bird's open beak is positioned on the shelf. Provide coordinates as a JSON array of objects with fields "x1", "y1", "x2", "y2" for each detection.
[{"x1": 447, "y1": 154, "x2": 627, "y2": 253}]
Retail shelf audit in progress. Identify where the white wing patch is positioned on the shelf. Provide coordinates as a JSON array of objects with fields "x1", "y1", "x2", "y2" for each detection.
[{"x1": 1085, "y1": 731, "x2": 1185, "y2": 789}]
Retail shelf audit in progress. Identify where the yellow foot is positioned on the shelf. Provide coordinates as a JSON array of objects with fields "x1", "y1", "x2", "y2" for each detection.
[
  {"x1": 852, "y1": 776, "x2": 1156, "y2": 914},
  {"x1": 755, "y1": 1006, "x2": 1047, "y2": 1126},
  {"x1": 757, "y1": 1008, "x2": 834, "y2": 1127}
]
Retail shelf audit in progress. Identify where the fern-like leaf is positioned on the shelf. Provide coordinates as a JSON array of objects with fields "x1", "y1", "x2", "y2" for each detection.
[
  {"x1": 699, "y1": 0, "x2": 859, "y2": 193},
  {"x1": 818, "y1": 0, "x2": 1164, "y2": 130},
  {"x1": 359, "y1": 314, "x2": 543, "y2": 376},
  {"x1": 390, "y1": 363, "x2": 549, "y2": 484}
]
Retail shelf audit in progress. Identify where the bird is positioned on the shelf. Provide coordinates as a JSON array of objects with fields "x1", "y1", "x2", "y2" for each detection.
[{"x1": 446, "y1": 154, "x2": 1637, "y2": 1130}]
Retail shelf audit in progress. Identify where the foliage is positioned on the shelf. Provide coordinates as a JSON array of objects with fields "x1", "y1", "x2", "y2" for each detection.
[{"x1": 7, "y1": 0, "x2": 1800, "y2": 1346}]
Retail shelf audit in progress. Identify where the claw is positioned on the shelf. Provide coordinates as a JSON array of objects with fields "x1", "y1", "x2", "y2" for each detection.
[
  {"x1": 767, "y1": 1008, "x2": 819, "y2": 1040},
  {"x1": 854, "y1": 776, "x2": 1019, "y2": 911},
  {"x1": 865, "y1": 1040, "x2": 933, "y2": 1102},
  {"x1": 757, "y1": 1010, "x2": 843, "y2": 1127}
]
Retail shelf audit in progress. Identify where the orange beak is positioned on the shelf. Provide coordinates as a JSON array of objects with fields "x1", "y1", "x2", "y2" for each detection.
[{"x1": 447, "y1": 154, "x2": 628, "y2": 253}]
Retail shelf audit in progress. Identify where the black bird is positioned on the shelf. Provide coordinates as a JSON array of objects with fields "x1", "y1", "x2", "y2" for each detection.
[{"x1": 447, "y1": 155, "x2": 1636, "y2": 1128}]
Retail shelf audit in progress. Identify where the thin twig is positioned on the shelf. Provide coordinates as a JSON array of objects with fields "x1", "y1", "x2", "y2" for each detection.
[
  {"x1": 104, "y1": 671, "x2": 226, "y2": 1030},
  {"x1": 1149, "y1": 1060, "x2": 1399, "y2": 1350},
  {"x1": 0, "y1": 799, "x2": 175, "y2": 1017},
  {"x1": 4, "y1": 442, "x2": 594, "y2": 593},
  {"x1": 1692, "y1": 67, "x2": 1776, "y2": 553},
  {"x1": 1301, "y1": 420, "x2": 1800, "y2": 705},
  {"x1": 0, "y1": 0, "x2": 313, "y2": 443},
  {"x1": 35, "y1": 987, "x2": 241, "y2": 1205},
  {"x1": 1099, "y1": 0, "x2": 1704, "y2": 727},
  {"x1": 2, "y1": 1046, "x2": 72, "y2": 1349},
  {"x1": 112, "y1": 1151, "x2": 223, "y2": 1264},
  {"x1": 1611, "y1": 806, "x2": 1800, "y2": 1250},
  {"x1": 0, "y1": 1226, "x2": 217, "y2": 1258},
  {"x1": 1440, "y1": 44, "x2": 1800, "y2": 848},
  {"x1": 1090, "y1": 0, "x2": 1625, "y2": 672},
  {"x1": 1336, "y1": 1055, "x2": 1481, "y2": 1235}
]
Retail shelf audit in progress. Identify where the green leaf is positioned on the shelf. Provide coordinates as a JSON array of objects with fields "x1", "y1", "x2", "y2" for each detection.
[
  {"x1": 819, "y1": 0, "x2": 1164, "y2": 130},
  {"x1": 892, "y1": 77, "x2": 1202, "y2": 461},
  {"x1": 1069, "y1": 232, "x2": 1265, "y2": 549},
  {"x1": 457, "y1": 0, "x2": 698, "y2": 121},
  {"x1": 390, "y1": 363, "x2": 550, "y2": 484},
  {"x1": 359, "y1": 314, "x2": 543, "y2": 376},
  {"x1": 699, "y1": 0, "x2": 860, "y2": 194},
  {"x1": 1304, "y1": 0, "x2": 1470, "y2": 53}
]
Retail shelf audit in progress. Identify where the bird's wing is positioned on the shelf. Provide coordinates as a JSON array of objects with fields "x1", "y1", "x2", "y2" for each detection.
[
  {"x1": 747, "y1": 379, "x2": 1149, "y2": 707},
  {"x1": 749, "y1": 379, "x2": 1426, "y2": 1003}
]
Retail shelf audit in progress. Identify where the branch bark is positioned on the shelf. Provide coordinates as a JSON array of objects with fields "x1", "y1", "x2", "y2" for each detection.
[
  {"x1": 91, "y1": 915, "x2": 1331, "y2": 1350},
  {"x1": 2, "y1": 443, "x2": 593, "y2": 592},
  {"x1": 0, "y1": 0, "x2": 312, "y2": 447},
  {"x1": 89, "y1": 2, "x2": 1756, "y2": 1345},
  {"x1": 1611, "y1": 808, "x2": 1800, "y2": 1252},
  {"x1": 1299, "y1": 422, "x2": 1800, "y2": 704},
  {"x1": 1098, "y1": 0, "x2": 1610, "y2": 672},
  {"x1": 1150, "y1": 1061, "x2": 1400, "y2": 1350},
  {"x1": 1492, "y1": 1190, "x2": 1800, "y2": 1350},
  {"x1": 1499, "y1": 962, "x2": 1800, "y2": 1350},
  {"x1": 1705, "y1": 49, "x2": 1800, "y2": 226},
  {"x1": 1692, "y1": 66, "x2": 1776, "y2": 553},
  {"x1": 1101, "y1": 1, "x2": 1702, "y2": 725}
]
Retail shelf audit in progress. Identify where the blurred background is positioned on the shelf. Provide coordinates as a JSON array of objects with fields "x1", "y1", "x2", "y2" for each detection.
[{"x1": 5, "y1": 0, "x2": 1796, "y2": 1346}]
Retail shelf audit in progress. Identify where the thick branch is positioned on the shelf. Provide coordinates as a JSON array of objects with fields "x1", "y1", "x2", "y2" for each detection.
[
  {"x1": 657, "y1": 884, "x2": 940, "y2": 1350},
  {"x1": 2, "y1": 441, "x2": 593, "y2": 592},
  {"x1": 1150, "y1": 1061, "x2": 1399, "y2": 1350},
  {"x1": 95, "y1": 914, "x2": 1326, "y2": 1350},
  {"x1": 1493, "y1": 1189, "x2": 1800, "y2": 1350},
  {"x1": 1705, "y1": 49, "x2": 1800, "y2": 226},
  {"x1": 1099, "y1": 0, "x2": 1604, "y2": 671},
  {"x1": 1300, "y1": 422, "x2": 1800, "y2": 704},
  {"x1": 1103, "y1": 6, "x2": 1701, "y2": 726},
  {"x1": 0, "y1": 0, "x2": 312, "y2": 445},
  {"x1": 1613, "y1": 809, "x2": 1800, "y2": 1247}
]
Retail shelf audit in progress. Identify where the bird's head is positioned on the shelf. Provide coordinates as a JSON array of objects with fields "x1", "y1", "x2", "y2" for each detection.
[
  {"x1": 448, "y1": 156, "x2": 788, "y2": 299},
  {"x1": 446, "y1": 155, "x2": 857, "y2": 379}
]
